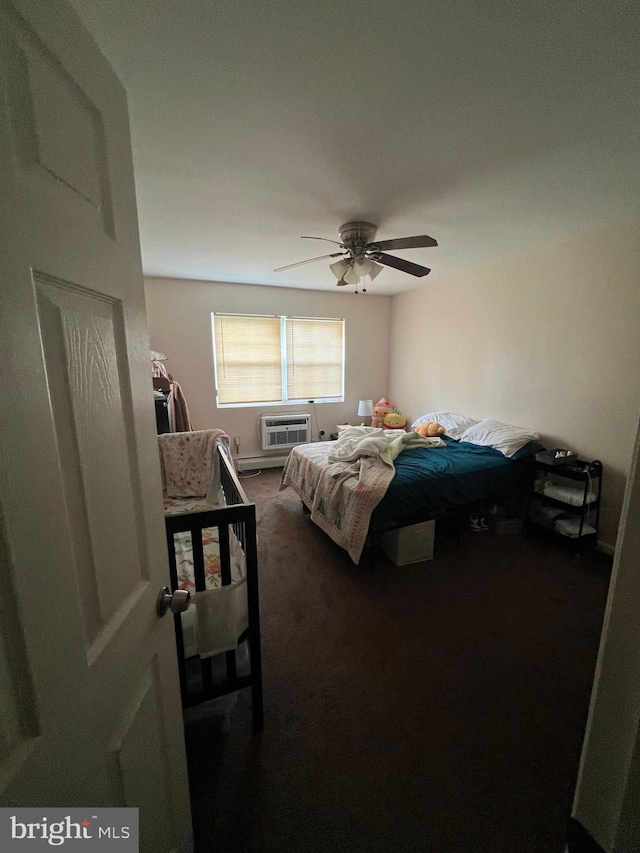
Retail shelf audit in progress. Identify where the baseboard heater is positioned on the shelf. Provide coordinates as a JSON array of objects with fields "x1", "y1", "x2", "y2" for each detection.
[
  {"x1": 260, "y1": 413, "x2": 311, "y2": 451},
  {"x1": 237, "y1": 454, "x2": 290, "y2": 472}
]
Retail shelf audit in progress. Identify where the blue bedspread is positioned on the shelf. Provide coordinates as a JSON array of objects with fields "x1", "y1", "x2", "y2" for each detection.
[{"x1": 371, "y1": 437, "x2": 543, "y2": 527}]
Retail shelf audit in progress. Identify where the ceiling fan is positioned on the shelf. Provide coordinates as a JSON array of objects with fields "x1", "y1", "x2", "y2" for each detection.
[{"x1": 274, "y1": 221, "x2": 437, "y2": 291}]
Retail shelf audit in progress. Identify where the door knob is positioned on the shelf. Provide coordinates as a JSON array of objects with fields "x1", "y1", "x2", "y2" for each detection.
[{"x1": 156, "y1": 586, "x2": 191, "y2": 617}]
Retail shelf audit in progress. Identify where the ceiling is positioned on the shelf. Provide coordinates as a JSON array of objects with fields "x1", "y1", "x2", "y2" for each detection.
[{"x1": 70, "y1": 0, "x2": 639, "y2": 295}]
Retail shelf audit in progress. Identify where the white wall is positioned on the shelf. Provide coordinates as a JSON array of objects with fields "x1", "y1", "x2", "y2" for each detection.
[
  {"x1": 389, "y1": 221, "x2": 640, "y2": 550},
  {"x1": 145, "y1": 277, "x2": 391, "y2": 458}
]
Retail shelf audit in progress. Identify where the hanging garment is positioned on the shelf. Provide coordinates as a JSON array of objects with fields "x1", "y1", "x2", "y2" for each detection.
[
  {"x1": 152, "y1": 359, "x2": 169, "y2": 379},
  {"x1": 168, "y1": 380, "x2": 192, "y2": 432}
]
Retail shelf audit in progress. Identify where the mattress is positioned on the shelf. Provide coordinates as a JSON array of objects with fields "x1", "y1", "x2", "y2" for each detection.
[{"x1": 370, "y1": 436, "x2": 543, "y2": 527}]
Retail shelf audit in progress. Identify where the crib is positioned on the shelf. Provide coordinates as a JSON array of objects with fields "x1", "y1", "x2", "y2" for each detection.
[{"x1": 163, "y1": 440, "x2": 263, "y2": 733}]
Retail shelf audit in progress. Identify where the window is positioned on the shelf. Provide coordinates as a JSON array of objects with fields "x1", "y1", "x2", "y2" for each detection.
[{"x1": 212, "y1": 313, "x2": 345, "y2": 407}]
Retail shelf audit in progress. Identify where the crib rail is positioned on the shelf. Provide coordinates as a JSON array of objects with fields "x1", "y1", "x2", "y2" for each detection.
[{"x1": 164, "y1": 445, "x2": 263, "y2": 732}]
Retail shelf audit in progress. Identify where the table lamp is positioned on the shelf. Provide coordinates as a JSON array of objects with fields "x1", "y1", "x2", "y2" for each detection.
[{"x1": 358, "y1": 399, "x2": 374, "y2": 426}]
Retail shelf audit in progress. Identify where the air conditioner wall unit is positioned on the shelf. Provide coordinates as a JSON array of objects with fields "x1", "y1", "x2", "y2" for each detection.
[{"x1": 260, "y1": 413, "x2": 311, "y2": 451}]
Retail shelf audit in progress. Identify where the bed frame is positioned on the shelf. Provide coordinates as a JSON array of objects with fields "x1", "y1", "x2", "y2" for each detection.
[
  {"x1": 365, "y1": 482, "x2": 533, "y2": 559},
  {"x1": 301, "y1": 453, "x2": 536, "y2": 567},
  {"x1": 164, "y1": 446, "x2": 263, "y2": 733}
]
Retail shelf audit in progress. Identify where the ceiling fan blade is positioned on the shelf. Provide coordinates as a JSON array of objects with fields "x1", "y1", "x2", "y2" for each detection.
[
  {"x1": 274, "y1": 252, "x2": 345, "y2": 272},
  {"x1": 301, "y1": 236, "x2": 344, "y2": 246},
  {"x1": 376, "y1": 252, "x2": 431, "y2": 277},
  {"x1": 369, "y1": 235, "x2": 438, "y2": 251}
]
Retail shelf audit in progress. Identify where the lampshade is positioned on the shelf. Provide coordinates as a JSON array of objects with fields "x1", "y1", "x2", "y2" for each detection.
[
  {"x1": 343, "y1": 265, "x2": 360, "y2": 285},
  {"x1": 353, "y1": 256, "x2": 373, "y2": 277},
  {"x1": 330, "y1": 259, "x2": 350, "y2": 280},
  {"x1": 331, "y1": 258, "x2": 383, "y2": 288},
  {"x1": 358, "y1": 399, "x2": 374, "y2": 417},
  {"x1": 367, "y1": 261, "x2": 384, "y2": 281}
]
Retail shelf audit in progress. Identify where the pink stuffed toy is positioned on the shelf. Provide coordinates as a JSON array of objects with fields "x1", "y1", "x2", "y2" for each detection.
[{"x1": 371, "y1": 398, "x2": 392, "y2": 429}]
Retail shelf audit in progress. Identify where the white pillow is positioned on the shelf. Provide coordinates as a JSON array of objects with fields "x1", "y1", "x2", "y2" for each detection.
[
  {"x1": 458, "y1": 418, "x2": 540, "y2": 458},
  {"x1": 411, "y1": 411, "x2": 479, "y2": 440}
]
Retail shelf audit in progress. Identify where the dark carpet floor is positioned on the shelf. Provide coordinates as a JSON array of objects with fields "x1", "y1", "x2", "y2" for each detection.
[{"x1": 185, "y1": 468, "x2": 611, "y2": 853}]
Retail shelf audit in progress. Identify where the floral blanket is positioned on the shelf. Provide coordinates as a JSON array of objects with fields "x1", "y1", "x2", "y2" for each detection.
[
  {"x1": 280, "y1": 442, "x2": 396, "y2": 564},
  {"x1": 158, "y1": 429, "x2": 229, "y2": 499},
  {"x1": 164, "y1": 497, "x2": 244, "y2": 591}
]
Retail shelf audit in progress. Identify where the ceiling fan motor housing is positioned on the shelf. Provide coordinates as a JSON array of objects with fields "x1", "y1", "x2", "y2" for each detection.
[{"x1": 339, "y1": 221, "x2": 377, "y2": 255}]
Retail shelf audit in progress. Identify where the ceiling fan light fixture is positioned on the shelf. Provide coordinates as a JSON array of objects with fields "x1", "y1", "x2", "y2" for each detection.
[
  {"x1": 343, "y1": 265, "x2": 360, "y2": 285},
  {"x1": 330, "y1": 259, "x2": 350, "y2": 280},
  {"x1": 353, "y1": 256, "x2": 373, "y2": 277},
  {"x1": 367, "y1": 261, "x2": 384, "y2": 281}
]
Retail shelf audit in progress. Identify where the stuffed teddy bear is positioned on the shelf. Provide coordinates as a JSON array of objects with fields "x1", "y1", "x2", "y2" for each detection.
[
  {"x1": 371, "y1": 398, "x2": 392, "y2": 429},
  {"x1": 415, "y1": 420, "x2": 445, "y2": 437},
  {"x1": 383, "y1": 410, "x2": 407, "y2": 431}
]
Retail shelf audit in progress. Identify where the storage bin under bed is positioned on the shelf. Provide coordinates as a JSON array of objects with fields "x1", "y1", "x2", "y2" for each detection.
[{"x1": 379, "y1": 519, "x2": 435, "y2": 565}]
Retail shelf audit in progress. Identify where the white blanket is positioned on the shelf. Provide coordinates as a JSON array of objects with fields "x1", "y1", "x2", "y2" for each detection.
[{"x1": 329, "y1": 426, "x2": 444, "y2": 467}]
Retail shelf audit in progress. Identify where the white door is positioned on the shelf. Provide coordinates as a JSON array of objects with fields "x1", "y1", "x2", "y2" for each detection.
[{"x1": 0, "y1": 1, "x2": 192, "y2": 850}]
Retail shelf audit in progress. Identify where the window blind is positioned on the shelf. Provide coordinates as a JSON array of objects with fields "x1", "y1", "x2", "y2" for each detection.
[
  {"x1": 286, "y1": 318, "x2": 344, "y2": 401},
  {"x1": 214, "y1": 314, "x2": 282, "y2": 404}
]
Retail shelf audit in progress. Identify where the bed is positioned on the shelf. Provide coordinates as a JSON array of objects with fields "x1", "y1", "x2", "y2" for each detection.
[
  {"x1": 372, "y1": 436, "x2": 542, "y2": 527},
  {"x1": 281, "y1": 426, "x2": 543, "y2": 564}
]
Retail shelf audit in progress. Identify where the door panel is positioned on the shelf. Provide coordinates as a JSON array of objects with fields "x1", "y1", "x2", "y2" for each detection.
[
  {"x1": 2, "y1": 0, "x2": 115, "y2": 233},
  {"x1": 0, "y1": 2, "x2": 192, "y2": 850},
  {"x1": 0, "y1": 502, "x2": 40, "y2": 788},
  {"x1": 35, "y1": 275, "x2": 148, "y2": 643},
  {"x1": 110, "y1": 660, "x2": 175, "y2": 851}
]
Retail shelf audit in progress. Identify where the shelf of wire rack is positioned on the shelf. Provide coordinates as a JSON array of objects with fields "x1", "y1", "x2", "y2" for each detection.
[{"x1": 526, "y1": 459, "x2": 602, "y2": 547}]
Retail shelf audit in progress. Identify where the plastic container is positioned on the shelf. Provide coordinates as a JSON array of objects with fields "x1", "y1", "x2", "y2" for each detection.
[
  {"x1": 183, "y1": 641, "x2": 250, "y2": 728},
  {"x1": 534, "y1": 449, "x2": 577, "y2": 466},
  {"x1": 379, "y1": 520, "x2": 435, "y2": 565},
  {"x1": 490, "y1": 516, "x2": 523, "y2": 535},
  {"x1": 554, "y1": 517, "x2": 597, "y2": 538}
]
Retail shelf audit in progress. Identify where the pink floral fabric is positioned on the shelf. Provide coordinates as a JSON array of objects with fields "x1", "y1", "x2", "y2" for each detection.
[{"x1": 158, "y1": 429, "x2": 229, "y2": 498}]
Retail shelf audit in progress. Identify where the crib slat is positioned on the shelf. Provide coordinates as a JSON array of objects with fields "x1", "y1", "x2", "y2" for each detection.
[
  {"x1": 218, "y1": 523, "x2": 231, "y2": 587},
  {"x1": 245, "y1": 508, "x2": 264, "y2": 733},
  {"x1": 217, "y1": 524, "x2": 238, "y2": 684},
  {"x1": 191, "y1": 525, "x2": 206, "y2": 593},
  {"x1": 166, "y1": 528, "x2": 188, "y2": 703},
  {"x1": 189, "y1": 526, "x2": 215, "y2": 695},
  {"x1": 225, "y1": 650, "x2": 237, "y2": 682}
]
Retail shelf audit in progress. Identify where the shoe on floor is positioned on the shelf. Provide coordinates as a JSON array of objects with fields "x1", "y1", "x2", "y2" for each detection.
[{"x1": 470, "y1": 514, "x2": 489, "y2": 532}]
